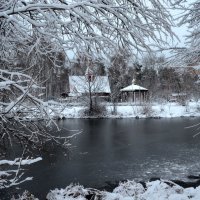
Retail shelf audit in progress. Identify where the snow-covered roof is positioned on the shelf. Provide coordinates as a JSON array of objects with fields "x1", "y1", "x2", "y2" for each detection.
[
  {"x1": 120, "y1": 84, "x2": 148, "y2": 92},
  {"x1": 69, "y1": 76, "x2": 111, "y2": 95}
]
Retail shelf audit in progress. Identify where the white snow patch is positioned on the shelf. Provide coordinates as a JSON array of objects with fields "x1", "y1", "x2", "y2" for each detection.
[{"x1": 50, "y1": 101, "x2": 200, "y2": 119}]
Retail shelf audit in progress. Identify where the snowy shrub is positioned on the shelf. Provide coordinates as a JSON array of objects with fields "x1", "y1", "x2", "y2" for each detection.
[
  {"x1": 83, "y1": 103, "x2": 107, "y2": 117},
  {"x1": 46, "y1": 180, "x2": 200, "y2": 200},
  {"x1": 131, "y1": 105, "x2": 141, "y2": 116},
  {"x1": 142, "y1": 180, "x2": 185, "y2": 200},
  {"x1": 11, "y1": 191, "x2": 38, "y2": 200},
  {"x1": 113, "y1": 180, "x2": 145, "y2": 197},
  {"x1": 141, "y1": 103, "x2": 154, "y2": 117},
  {"x1": 46, "y1": 184, "x2": 102, "y2": 200},
  {"x1": 47, "y1": 184, "x2": 88, "y2": 200},
  {"x1": 159, "y1": 102, "x2": 165, "y2": 113}
]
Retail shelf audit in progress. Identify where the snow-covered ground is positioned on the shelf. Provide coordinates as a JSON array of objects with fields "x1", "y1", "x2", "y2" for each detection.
[
  {"x1": 46, "y1": 180, "x2": 200, "y2": 200},
  {"x1": 49, "y1": 101, "x2": 200, "y2": 119}
]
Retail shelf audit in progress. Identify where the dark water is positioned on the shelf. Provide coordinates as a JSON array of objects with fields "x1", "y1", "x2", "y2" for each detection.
[{"x1": 2, "y1": 118, "x2": 200, "y2": 199}]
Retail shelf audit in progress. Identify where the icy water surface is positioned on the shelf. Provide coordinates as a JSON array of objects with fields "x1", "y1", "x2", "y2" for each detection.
[{"x1": 3, "y1": 118, "x2": 200, "y2": 199}]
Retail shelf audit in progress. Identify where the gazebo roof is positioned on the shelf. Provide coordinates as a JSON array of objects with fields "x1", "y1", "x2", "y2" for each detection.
[{"x1": 120, "y1": 84, "x2": 148, "y2": 92}]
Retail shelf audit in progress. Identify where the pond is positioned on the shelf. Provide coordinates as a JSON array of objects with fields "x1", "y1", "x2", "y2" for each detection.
[{"x1": 2, "y1": 118, "x2": 200, "y2": 199}]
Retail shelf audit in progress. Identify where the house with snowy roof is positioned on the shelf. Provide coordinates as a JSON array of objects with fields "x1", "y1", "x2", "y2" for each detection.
[
  {"x1": 120, "y1": 79, "x2": 148, "y2": 102},
  {"x1": 68, "y1": 67, "x2": 111, "y2": 100}
]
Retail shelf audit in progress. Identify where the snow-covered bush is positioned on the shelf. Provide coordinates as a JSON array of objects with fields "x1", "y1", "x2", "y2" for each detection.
[
  {"x1": 140, "y1": 103, "x2": 154, "y2": 117},
  {"x1": 83, "y1": 102, "x2": 107, "y2": 117},
  {"x1": 113, "y1": 180, "x2": 145, "y2": 197},
  {"x1": 46, "y1": 180, "x2": 200, "y2": 200},
  {"x1": 47, "y1": 184, "x2": 95, "y2": 200},
  {"x1": 11, "y1": 191, "x2": 38, "y2": 200}
]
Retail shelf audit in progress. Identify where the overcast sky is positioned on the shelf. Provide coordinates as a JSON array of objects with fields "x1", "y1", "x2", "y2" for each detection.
[{"x1": 172, "y1": 25, "x2": 188, "y2": 47}]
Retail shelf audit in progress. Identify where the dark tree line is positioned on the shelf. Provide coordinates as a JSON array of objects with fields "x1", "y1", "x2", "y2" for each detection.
[
  {"x1": 108, "y1": 53, "x2": 199, "y2": 102},
  {"x1": 30, "y1": 51, "x2": 199, "y2": 103}
]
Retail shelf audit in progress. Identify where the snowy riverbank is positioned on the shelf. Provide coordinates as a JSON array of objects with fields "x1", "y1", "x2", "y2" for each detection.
[
  {"x1": 49, "y1": 101, "x2": 200, "y2": 119},
  {"x1": 46, "y1": 180, "x2": 200, "y2": 200}
]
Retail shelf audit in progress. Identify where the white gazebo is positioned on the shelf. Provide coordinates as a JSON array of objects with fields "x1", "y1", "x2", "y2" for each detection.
[{"x1": 120, "y1": 79, "x2": 148, "y2": 102}]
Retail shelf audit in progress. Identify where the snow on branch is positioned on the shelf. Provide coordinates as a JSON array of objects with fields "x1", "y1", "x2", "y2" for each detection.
[
  {"x1": 0, "y1": 0, "x2": 177, "y2": 60},
  {"x1": 0, "y1": 157, "x2": 42, "y2": 189},
  {"x1": 0, "y1": 68, "x2": 76, "y2": 151},
  {"x1": 0, "y1": 157, "x2": 42, "y2": 166},
  {"x1": 170, "y1": 0, "x2": 200, "y2": 65}
]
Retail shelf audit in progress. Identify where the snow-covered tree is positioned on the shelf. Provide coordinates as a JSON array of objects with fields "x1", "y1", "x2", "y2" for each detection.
[
  {"x1": 69, "y1": 68, "x2": 109, "y2": 115},
  {"x1": 109, "y1": 49, "x2": 131, "y2": 102},
  {"x1": 171, "y1": 0, "x2": 200, "y2": 65},
  {"x1": 0, "y1": 0, "x2": 177, "y2": 62},
  {"x1": 0, "y1": 0, "x2": 178, "y2": 147},
  {"x1": 0, "y1": 0, "x2": 178, "y2": 190}
]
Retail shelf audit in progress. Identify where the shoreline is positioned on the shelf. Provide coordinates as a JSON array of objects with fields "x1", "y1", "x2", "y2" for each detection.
[
  {"x1": 4, "y1": 175, "x2": 200, "y2": 200},
  {"x1": 56, "y1": 115, "x2": 199, "y2": 120},
  {"x1": 49, "y1": 101, "x2": 200, "y2": 119},
  {"x1": 46, "y1": 177, "x2": 200, "y2": 200}
]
